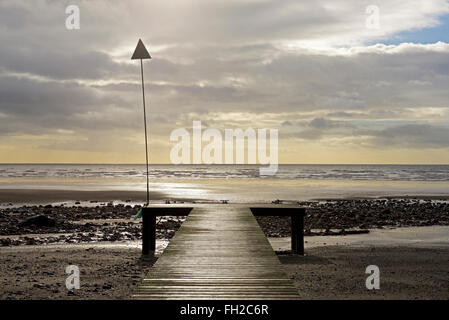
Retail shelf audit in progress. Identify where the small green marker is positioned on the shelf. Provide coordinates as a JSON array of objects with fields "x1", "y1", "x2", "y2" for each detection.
[{"x1": 133, "y1": 208, "x2": 143, "y2": 220}]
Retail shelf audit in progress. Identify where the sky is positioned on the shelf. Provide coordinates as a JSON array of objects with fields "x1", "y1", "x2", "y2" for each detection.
[{"x1": 1, "y1": 0, "x2": 449, "y2": 164}]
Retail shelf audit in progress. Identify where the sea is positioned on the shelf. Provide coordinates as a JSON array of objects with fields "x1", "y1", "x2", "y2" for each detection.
[{"x1": 1, "y1": 164, "x2": 449, "y2": 202}]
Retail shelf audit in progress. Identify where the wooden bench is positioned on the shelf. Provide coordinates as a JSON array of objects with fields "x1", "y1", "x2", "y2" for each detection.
[{"x1": 141, "y1": 204, "x2": 306, "y2": 255}]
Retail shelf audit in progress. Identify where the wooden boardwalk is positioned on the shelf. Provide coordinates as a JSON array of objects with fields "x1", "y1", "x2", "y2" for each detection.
[{"x1": 133, "y1": 205, "x2": 299, "y2": 300}]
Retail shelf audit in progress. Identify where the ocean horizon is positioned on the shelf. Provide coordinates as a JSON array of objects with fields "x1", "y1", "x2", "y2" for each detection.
[
  {"x1": 2, "y1": 163, "x2": 449, "y2": 179},
  {"x1": 1, "y1": 164, "x2": 449, "y2": 202}
]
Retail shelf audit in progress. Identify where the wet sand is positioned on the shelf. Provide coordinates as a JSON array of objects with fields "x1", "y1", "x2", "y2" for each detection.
[
  {"x1": 0, "y1": 246, "x2": 156, "y2": 300},
  {"x1": 281, "y1": 245, "x2": 449, "y2": 299},
  {"x1": 274, "y1": 226, "x2": 449, "y2": 299},
  {"x1": 0, "y1": 189, "x2": 166, "y2": 204},
  {"x1": 269, "y1": 226, "x2": 449, "y2": 250},
  {"x1": 1, "y1": 242, "x2": 448, "y2": 299}
]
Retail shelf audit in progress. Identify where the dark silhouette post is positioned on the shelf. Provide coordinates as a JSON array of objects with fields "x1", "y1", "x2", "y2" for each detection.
[
  {"x1": 291, "y1": 214, "x2": 304, "y2": 255},
  {"x1": 142, "y1": 211, "x2": 156, "y2": 255},
  {"x1": 131, "y1": 39, "x2": 152, "y2": 205},
  {"x1": 250, "y1": 206, "x2": 306, "y2": 255}
]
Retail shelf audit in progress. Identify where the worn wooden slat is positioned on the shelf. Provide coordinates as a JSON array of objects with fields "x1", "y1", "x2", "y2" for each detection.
[{"x1": 133, "y1": 205, "x2": 299, "y2": 300}]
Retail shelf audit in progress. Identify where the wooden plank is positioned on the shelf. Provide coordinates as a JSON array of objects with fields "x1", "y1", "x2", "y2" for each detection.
[{"x1": 133, "y1": 205, "x2": 299, "y2": 300}]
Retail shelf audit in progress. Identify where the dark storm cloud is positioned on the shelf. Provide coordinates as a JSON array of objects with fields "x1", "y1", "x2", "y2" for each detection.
[
  {"x1": 285, "y1": 117, "x2": 357, "y2": 140},
  {"x1": 0, "y1": 72, "x2": 140, "y2": 136},
  {"x1": 365, "y1": 124, "x2": 449, "y2": 148},
  {"x1": 0, "y1": 48, "x2": 134, "y2": 80},
  {"x1": 0, "y1": 75, "x2": 100, "y2": 115},
  {"x1": 326, "y1": 111, "x2": 355, "y2": 118},
  {"x1": 309, "y1": 117, "x2": 354, "y2": 129},
  {"x1": 288, "y1": 119, "x2": 449, "y2": 149}
]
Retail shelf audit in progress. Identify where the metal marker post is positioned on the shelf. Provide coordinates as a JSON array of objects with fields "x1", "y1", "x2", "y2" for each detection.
[{"x1": 131, "y1": 39, "x2": 152, "y2": 205}]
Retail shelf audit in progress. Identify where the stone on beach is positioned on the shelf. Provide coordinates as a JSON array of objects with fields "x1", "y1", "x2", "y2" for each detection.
[{"x1": 19, "y1": 215, "x2": 56, "y2": 227}]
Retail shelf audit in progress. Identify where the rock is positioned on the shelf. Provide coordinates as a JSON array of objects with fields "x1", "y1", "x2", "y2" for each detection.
[
  {"x1": 25, "y1": 237, "x2": 36, "y2": 245},
  {"x1": 0, "y1": 238, "x2": 11, "y2": 246},
  {"x1": 19, "y1": 215, "x2": 56, "y2": 227}
]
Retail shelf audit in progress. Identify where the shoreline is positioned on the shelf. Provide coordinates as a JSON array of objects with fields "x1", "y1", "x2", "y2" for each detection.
[
  {"x1": 313, "y1": 195, "x2": 449, "y2": 201},
  {"x1": 271, "y1": 225, "x2": 449, "y2": 250},
  {"x1": 1, "y1": 188, "x2": 449, "y2": 205},
  {"x1": 0, "y1": 189, "x2": 168, "y2": 204},
  {"x1": 1, "y1": 192, "x2": 448, "y2": 247},
  {"x1": 2, "y1": 225, "x2": 447, "y2": 251}
]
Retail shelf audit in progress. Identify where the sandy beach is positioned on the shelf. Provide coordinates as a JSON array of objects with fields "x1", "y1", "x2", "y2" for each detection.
[
  {"x1": 1, "y1": 226, "x2": 448, "y2": 300},
  {"x1": 0, "y1": 246, "x2": 156, "y2": 300},
  {"x1": 283, "y1": 245, "x2": 449, "y2": 299}
]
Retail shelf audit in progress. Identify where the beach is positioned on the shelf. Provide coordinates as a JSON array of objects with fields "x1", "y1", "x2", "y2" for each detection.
[
  {"x1": 0, "y1": 246, "x2": 156, "y2": 300},
  {"x1": 1, "y1": 164, "x2": 448, "y2": 300},
  {"x1": 1, "y1": 190, "x2": 448, "y2": 300},
  {"x1": 1, "y1": 227, "x2": 448, "y2": 300}
]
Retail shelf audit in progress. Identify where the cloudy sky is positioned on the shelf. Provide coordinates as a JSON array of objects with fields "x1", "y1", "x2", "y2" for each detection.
[{"x1": 1, "y1": 0, "x2": 449, "y2": 164}]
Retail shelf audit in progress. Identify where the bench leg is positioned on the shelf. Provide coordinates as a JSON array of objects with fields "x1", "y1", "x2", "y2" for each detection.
[
  {"x1": 142, "y1": 213, "x2": 156, "y2": 255},
  {"x1": 291, "y1": 215, "x2": 304, "y2": 255}
]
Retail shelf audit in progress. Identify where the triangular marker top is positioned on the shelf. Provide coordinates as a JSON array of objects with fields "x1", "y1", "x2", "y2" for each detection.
[{"x1": 131, "y1": 39, "x2": 151, "y2": 60}]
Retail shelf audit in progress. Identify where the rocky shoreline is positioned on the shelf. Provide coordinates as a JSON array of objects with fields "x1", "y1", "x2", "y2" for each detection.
[
  {"x1": 257, "y1": 198, "x2": 449, "y2": 237},
  {"x1": 0, "y1": 203, "x2": 185, "y2": 246},
  {"x1": 1, "y1": 198, "x2": 448, "y2": 246}
]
